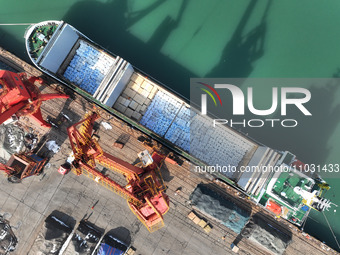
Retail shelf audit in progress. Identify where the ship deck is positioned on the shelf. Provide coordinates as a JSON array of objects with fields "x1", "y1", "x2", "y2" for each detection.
[
  {"x1": 0, "y1": 47, "x2": 337, "y2": 255},
  {"x1": 26, "y1": 23, "x2": 58, "y2": 60},
  {"x1": 258, "y1": 168, "x2": 316, "y2": 226}
]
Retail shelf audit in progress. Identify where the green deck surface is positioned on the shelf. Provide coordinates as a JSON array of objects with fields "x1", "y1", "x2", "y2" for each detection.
[
  {"x1": 271, "y1": 172, "x2": 313, "y2": 208},
  {"x1": 28, "y1": 25, "x2": 57, "y2": 59},
  {"x1": 258, "y1": 170, "x2": 315, "y2": 226}
]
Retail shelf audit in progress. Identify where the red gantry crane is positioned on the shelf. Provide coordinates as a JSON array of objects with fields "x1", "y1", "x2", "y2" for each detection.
[
  {"x1": 66, "y1": 111, "x2": 170, "y2": 232},
  {"x1": 0, "y1": 70, "x2": 68, "y2": 182},
  {"x1": 0, "y1": 70, "x2": 69, "y2": 127}
]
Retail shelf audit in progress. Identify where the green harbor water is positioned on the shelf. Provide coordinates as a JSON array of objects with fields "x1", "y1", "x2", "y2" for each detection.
[{"x1": 0, "y1": 0, "x2": 339, "y2": 251}]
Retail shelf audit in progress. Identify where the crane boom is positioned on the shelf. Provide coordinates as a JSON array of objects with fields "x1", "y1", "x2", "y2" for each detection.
[
  {"x1": 96, "y1": 152, "x2": 143, "y2": 181},
  {"x1": 0, "y1": 70, "x2": 69, "y2": 127},
  {"x1": 77, "y1": 161, "x2": 142, "y2": 206}
]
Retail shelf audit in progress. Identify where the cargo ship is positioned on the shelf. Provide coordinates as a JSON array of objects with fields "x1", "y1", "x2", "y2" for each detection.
[{"x1": 24, "y1": 20, "x2": 335, "y2": 228}]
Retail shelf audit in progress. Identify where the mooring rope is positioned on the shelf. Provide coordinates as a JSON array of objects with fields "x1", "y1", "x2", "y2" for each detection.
[
  {"x1": 0, "y1": 23, "x2": 33, "y2": 26},
  {"x1": 322, "y1": 211, "x2": 340, "y2": 250}
]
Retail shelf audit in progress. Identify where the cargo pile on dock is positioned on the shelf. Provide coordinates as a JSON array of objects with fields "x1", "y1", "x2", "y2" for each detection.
[
  {"x1": 0, "y1": 124, "x2": 25, "y2": 159},
  {"x1": 28, "y1": 215, "x2": 72, "y2": 255},
  {"x1": 190, "y1": 184, "x2": 250, "y2": 234},
  {"x1": 241, "y1": 216, "x2": 292, "y2": 255}
]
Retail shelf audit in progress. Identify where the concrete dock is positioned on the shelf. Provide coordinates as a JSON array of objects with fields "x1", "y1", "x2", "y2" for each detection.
[{"x1": 0, "y1": 47, "x2": 337, "y2": 255}]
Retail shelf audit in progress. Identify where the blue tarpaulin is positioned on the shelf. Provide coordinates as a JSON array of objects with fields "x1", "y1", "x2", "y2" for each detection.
[{"x1": 97, "y1": 243, "x2": 124, "y2": 255}]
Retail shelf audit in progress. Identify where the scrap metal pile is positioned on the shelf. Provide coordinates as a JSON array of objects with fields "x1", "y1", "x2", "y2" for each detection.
[{"x1": 0, "y1": 216, "x2": 17, "y2": 255}]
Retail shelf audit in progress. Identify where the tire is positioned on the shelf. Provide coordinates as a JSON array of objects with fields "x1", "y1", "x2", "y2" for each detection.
[{"x1": 8, "y1": 176, "x2": 21, "y2": 183}]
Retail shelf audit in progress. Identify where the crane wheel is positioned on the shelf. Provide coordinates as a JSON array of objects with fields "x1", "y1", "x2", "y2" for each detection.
[{"x1": 7, "y1": 176, "x2": 21, "y2": 183}]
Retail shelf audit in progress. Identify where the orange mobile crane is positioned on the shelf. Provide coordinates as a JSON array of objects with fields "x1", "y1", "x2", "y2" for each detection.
[{"x1": 66, "y1": 111, "x2": 170, "y2": 232}]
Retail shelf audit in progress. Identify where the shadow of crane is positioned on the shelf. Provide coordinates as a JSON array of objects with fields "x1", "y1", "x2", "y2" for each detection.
[{"x1": 207, "y1": 0, "x2": 272, "y2": 78}]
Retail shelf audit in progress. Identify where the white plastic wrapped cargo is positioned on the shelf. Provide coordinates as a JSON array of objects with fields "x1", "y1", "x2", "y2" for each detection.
[
  {"x1": 63, "y1": 40, "x2": 133, "y2": 107},
  {"x1": 164, "y1": 106, "x2": 191, "y2": 151},
  {"x1": 140, "y1": 91, "x2": 182, "y2": 136},
  {"x1": 189, "y1": 114, "x2": 253, "y2": 177},
  {"x1": 63, "y1": 40, "x2": 115, "y2": 95},
  {"x1": 141, "y1": 90, "x2": 254, "y2": 175}
]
